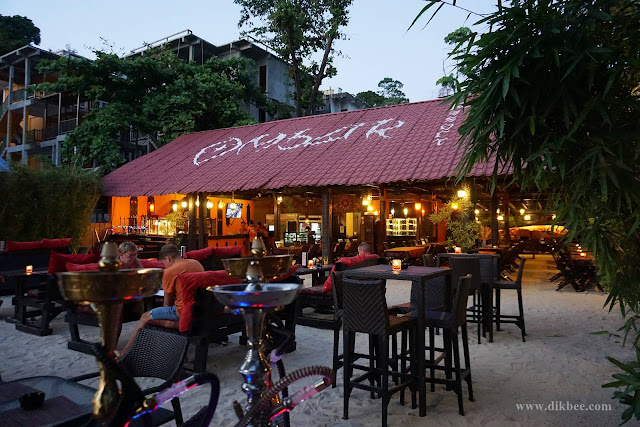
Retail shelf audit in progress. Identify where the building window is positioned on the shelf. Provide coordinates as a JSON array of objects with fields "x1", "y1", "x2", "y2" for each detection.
[{"x1": 259, "y1": 65, "x2": 267, "y2": 92}]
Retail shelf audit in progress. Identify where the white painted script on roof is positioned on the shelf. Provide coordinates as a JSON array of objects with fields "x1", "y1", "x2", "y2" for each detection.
[
  {"x1": 433, "y1": 106, "x2": 462, "y2": 146},
  {"x1": 193, "y1": 119, "x2": 405, "y2": 166}
]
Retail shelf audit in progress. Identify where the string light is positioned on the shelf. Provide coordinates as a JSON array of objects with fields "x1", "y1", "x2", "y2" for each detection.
[
  {"x1": 218, "y1": 200, "x2": 225, "y2": 209},
  {"x1": 172, "y1": 203, "x2": 178, "y2": 212},
  {"x1": 181, "y1": 200, "x2": 188, "y2": 208},
  {"x1": 206, "y1": 200, "x2": 213, "y2": 209},
  {"x1": 403, "y1": 207, "x2": 408, "y2": 216},
  {"x1": 415, "y1": 202, "x2": 422, "y2": 210},
  {"x1": 474, "y1": 209, "x2": 480, "y2": 215},
  {"x1": 524, "y1": 214, "x2": 531, "y2": 221},
  {"x1": 457, "y1": 189, "x2": 468, "y2": 198},
  {"x1": 498, "y1": 215, "x2": 504, "y2": 221},
  {"x1": 452, "y1": 203, "x2": 459, "y2": 210},
  {"x1": 520, "y1": 208, "x2": 525, "y2": 215}
]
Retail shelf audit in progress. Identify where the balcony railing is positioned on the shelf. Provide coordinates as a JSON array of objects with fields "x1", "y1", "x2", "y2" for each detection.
[{"x1": 59, "y1": 119, "x2": 77, "y2": 134}]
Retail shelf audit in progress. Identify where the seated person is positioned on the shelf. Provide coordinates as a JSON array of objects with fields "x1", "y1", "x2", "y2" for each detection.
[
  {"x1": 118, "y1": 241, "x2": 143, "y2": 269},
  {"x1": 322, "y1": 242, "x2": 380, "y2": 292},
  {"x1": 99, "y1": 241, "x2": 143, "y2": 348},
  {"x1": 119, "y1": 244, "x2": 204, "y2": 354}
]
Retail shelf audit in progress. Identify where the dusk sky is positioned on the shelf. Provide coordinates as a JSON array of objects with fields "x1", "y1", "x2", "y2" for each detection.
[{"x1": 2, "y1": 0, "x2": 497, "y2": 101}]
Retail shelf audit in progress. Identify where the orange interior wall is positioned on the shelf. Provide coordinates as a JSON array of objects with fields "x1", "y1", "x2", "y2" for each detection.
[{"x1": 110, "y1": 195, "x2": 255, "y2": 236}]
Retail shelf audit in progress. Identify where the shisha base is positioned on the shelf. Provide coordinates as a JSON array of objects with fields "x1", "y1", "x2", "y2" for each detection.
[{"x1": 211, "y1": 282, "x2": 300, "y2": 421}]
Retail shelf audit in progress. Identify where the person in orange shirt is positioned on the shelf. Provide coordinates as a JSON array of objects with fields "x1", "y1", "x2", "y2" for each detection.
[{"x1": 120, "y1": 244, "x2": 203, "y2": 354}]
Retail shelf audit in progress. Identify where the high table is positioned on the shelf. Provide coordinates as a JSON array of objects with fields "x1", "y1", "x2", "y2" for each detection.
[
  {"x1": 384, "y1": 246, "x2": 426, "y2": 260},
  {"x1": 0, "y1": 376, "x2": 94, "y2": 425},
  {"x1": 436, "y1": 253, "x2": 501, "y2": 342},
  {"x1": 344, "y1": 264, "x2": 451, "y2": 417}
]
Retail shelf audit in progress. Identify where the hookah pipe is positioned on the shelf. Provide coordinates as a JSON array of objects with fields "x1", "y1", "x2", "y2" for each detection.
[{"x1": 218, "y1": 238, "x2": 334, "y2": 427}]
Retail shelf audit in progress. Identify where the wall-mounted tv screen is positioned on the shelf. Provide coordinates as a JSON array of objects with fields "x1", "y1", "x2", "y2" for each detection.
[{"x1": 226, "y1": 203, "x2": 243, "y2": 218}]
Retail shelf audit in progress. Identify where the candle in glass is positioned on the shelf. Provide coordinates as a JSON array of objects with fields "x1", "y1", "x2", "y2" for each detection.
[
  {"x1": 26, "y1": 265, "x2": 33, "y2": 274},
  {"x1": 392, "y1": 259, "x2": 402, "y2": 272},
  {"x1": 454, "y1": 247, "x2": 462, "y2": 254}
]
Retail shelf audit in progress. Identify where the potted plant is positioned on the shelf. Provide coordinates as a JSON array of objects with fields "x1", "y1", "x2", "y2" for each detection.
[{"x1": 429, "y1": 190, "x2": 481, "y2": 252}]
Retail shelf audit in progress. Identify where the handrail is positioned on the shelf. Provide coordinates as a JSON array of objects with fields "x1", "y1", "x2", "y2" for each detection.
[{"x1": 129, "y1": 29, "x2": 193, "y2": 55}]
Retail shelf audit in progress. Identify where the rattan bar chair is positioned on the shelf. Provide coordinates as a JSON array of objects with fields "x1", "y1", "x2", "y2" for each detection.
[{"x1": 342, "y1": 278, "x2": 417, "y2": 427}]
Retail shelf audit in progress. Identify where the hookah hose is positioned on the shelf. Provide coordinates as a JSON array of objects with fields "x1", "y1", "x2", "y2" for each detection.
[{"x1": 234, "y1": 365, "x2": 333, "y2": 427}]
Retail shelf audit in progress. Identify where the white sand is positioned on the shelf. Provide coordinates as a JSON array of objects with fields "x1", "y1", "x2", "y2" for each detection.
[{"x1": 0, "y1": 255, "x2": 633, "y2": 426}]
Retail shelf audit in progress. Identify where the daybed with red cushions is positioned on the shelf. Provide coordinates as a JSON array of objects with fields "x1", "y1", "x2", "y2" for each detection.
[
  {"x1": 184, "y1": 245, "x2": 243, "y2": 271},
  {"x1": 146, "y1": 267, "x2": 300, "y2": 373},
  {"x1": 63, "y1": 259, "x2": 164, "y2": 354},
  {"x1": 0, "y1": 238, "x2": 72, "y2": 296},
  {"x1": 2, "y1": 239, "x2": 77, "y2": 335},
  {"x1": 295, "y1": 255, "x2": 387, "y2": 329}
]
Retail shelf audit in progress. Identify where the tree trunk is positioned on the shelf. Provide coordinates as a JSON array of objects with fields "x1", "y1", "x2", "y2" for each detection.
[
  {"x1": 286, "y1": 27, "x2": 304, "y2": 117},
  {"x1": 305, "y1": 31, "x2": 336, "y2": 116},
  {"x1": 307, "y1": 31, "x2": 335, "y2": 116}
]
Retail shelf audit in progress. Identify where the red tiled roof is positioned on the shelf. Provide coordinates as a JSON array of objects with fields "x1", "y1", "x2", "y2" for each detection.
[{"x1": 102, "y1": 99, "x2": 500, "y2": 196}]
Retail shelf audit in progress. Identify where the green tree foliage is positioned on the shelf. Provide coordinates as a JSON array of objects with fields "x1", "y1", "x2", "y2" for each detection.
[
  {"x1": 436, "y1": 26, "x2": 472, "y2": 96},
  {"x1": 416, "y1": 0, "x2": 640, "y2": 421},
  {"x1": 37, "y1": 51, "x2": 265, "y2": 172},
  {"x1": 235, "y1": 0, "x2": 353, "y2": 116},
  {"x1": 0, "y1": 163, "x2": 100, "y2": 248},
  {"x1": 0, "y1": 15, "x2": 41, "y2": 55},
  {"x1": 356, "y1": 77, "x2": 409, "y2": 108}
]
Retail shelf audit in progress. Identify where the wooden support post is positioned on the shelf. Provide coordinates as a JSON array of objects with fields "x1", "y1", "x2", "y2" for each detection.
[
  {"x1": 198, "y1": 192, "x2": 207, "y2": 249},
  {"x1": 490, "y1": 191, "x2": 499, "y2": 245},
  {"x1": 503, "y1": 192, "x2": 511, "y2": 245},
  {"x1": 5, "y1": 64, "x2": 14, "y2": 155},
  {"x1": 321, "y1": 188, "x2": 333, "y2": 264},
  {"x1": 188, "y1": 193, "x2": 197, "y2": 250}
]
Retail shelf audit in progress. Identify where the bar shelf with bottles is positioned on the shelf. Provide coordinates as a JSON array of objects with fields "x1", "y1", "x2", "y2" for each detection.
[{"x1": 386, "y1": 218, "x2": 417, "y2": 237}]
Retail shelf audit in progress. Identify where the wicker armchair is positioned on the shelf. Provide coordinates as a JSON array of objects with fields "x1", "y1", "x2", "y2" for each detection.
[{"x1": 71, "y1": 328, "x2": 189, "y2": 426}]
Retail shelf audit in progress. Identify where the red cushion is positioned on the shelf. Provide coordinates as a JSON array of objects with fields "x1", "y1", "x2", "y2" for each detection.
[
  {"x1": 176, "y1": 265, "x2": 299, "y2": 333},
  {"x1": 184, "y1": 247, "x2": 215, "y2": 261},
  {"x1": 65, "y1": 262, "x2": 99, "y2": 271},
  {"x1": 40, "y1": 238, "x2": 72, "y2": 249},
  {"x1": 322, "y1": 254, "x2": 380, "y2": 293},
  {"x1": 5, "y1": 241, "x2": 43, "y2": 252},
  {"x1": 49, "y1": 252, "x2": 100, "y2": 273},
  {"x1": 178, "y1": 270, "x2": 243, "y2": 332},
  {"x1": 210, "y1": 245, "x2": 243, "y2": 257},
  {"x1": 139, "y1": 259, "x2": 165, "y2": 269}
]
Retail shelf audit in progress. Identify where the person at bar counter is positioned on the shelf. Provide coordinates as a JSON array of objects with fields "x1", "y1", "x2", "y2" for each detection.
[
  {"x1": 119, "y1": 244, "x2": 203, "y2": 355},
  {"x1": 257, "y1": 221, "x2": 268, "y2": 243},
  {"x1": 322, "y1": 242, "x2": 379, "y2": 292},
  {"x1": 305, "y1": 226, "x2": 316, "y2": 244}
]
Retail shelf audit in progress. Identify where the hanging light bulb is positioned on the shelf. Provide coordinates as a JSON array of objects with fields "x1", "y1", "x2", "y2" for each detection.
[
  {"x1": 520, "y1": 208, "x2": 525, "y2": 215},
  {"x1": 195, "y1": 199, "x2": 200, "y2": 207},
  {"x1": 276, "y1": 195, "x2": 283, "y2": 204},
  {"x1": 149, "y1": 203, "x2": 155, "y2": 214},
  {"x1": 415, "y1": 202, "x2": 422, "y2": 210},
  {"x1": 367, "y1": 194, "x2": 372, "y2": 201},
  {"x1": 403, "y1": 207, "x2": 408, "y2": 216},
  {"x1": 374, "y1": 210, "x2": 379, "y2": 216},
  {"x1": 181, "y1": 199, "x2": 188, "y2": 209},
  {"x1": 498, "y1": 215, "x2": 504, "y2": 221},
  {"x1": 457, "y1": 189, "x2": 468, "y2": 198},
  {"x1": 496, "y1": 208, "x2": 500, "y2": 214},
  {"x1": 474, "y1": 209, "x2": 480, "y2": 215},
  {"x1": 367, "y1": 205, "x2": 374, "y2": 212},
  {"x1": 218, "y1": 200, "x2": 225, "y2": 209},
  {"x1": 552, "y1": 214, "x2": 556, "y2": 220},
  {"x1": 421, "y1": 209, "x2": 425, "y2": 215},
  {"x1": 451, "y1": 203, "x2": 459, "y2": 210},
  {"x1": 362, "y1": 197, "x2": 369, "y2": 206},
  {"x1": 228, "y1": 191, "x2": 237, "y2": 210},
  {"x1": 391, "y1": 208, "x2": 395, "y2": 216},
  {"x1": 524, "y1": 214, "x2": 531, "y2": 221},
  {"x1": 206, "y1": 200, "x2": 213, "y2": 209},
  {"x1": 172, "y1": 203, "x2": 178, "y2": 212}
]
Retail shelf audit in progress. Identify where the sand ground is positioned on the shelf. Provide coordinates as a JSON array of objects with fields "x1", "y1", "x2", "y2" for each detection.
[{"x1": 0, "y1": 254, "x2": 634, "y2": 426}]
